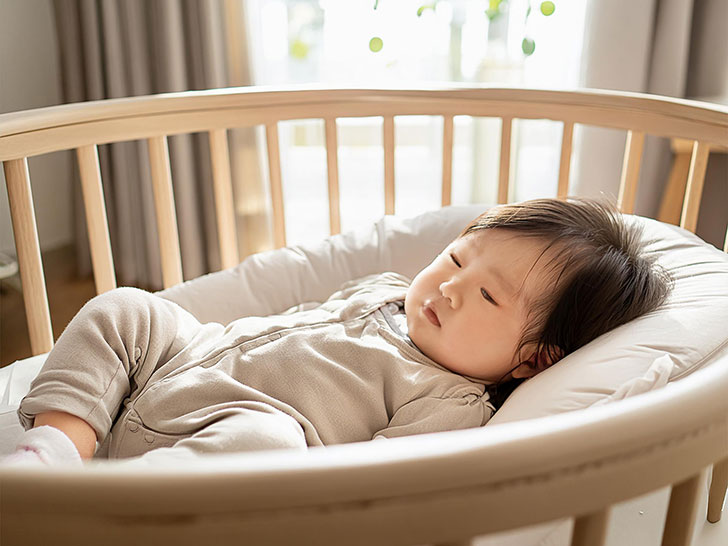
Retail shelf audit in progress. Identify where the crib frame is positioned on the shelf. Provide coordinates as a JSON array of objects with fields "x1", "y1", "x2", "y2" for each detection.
[{"x1": 1, "y1": 86, "x2": 727, "y2": 546}]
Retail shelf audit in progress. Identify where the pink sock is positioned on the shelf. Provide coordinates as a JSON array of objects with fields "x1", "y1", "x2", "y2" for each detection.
[{"x1": 2, "y1": 425, "x2": 82, "y2": 467}]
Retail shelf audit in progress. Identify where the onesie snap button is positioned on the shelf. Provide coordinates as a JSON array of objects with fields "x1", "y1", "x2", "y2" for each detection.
[
  {"x1": 144, "y1": 433, "x2": 155, "y2": 444},
  {"x1": 128, "y1": 423, "x2": 139, "y2": 433}
]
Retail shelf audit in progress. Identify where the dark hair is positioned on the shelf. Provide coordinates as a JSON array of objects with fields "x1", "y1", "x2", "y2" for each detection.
[{"x1": 462, "y1": 198, "x2": 672, "y2": 407}]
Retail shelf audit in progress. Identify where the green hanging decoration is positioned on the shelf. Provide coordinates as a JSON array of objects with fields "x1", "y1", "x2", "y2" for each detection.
[
  {"x1": 540, "y1": 1, "x2": 555, "y2": 16},
  {"x1": 521, "y1": 37, "x2": 536, "y2": 56},
  {"x1": 417, "y1": 4, "x2": 437, "y2": 17},
  {"x1": 365, "y1": 1, "x2": 556, "y2": 57},
  {"x1": 369, "y1": 36, "x2": 384, "y2": 53},
  {"x1": 290, "y1": 38, "x2": 309, "y2": 60},
  {"x1": 486, "y1": 0, "x2": 505, "y2": 21}
]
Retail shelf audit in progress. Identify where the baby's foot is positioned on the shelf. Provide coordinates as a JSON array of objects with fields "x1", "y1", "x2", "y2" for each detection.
[{"x1": 1, "y1": 425, "x2": 82, "y2": 467}]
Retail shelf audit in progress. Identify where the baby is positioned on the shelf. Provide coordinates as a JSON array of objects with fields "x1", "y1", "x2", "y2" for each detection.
[{"x1": 5, "y1": 198, "x2": 670, "y2": 466}]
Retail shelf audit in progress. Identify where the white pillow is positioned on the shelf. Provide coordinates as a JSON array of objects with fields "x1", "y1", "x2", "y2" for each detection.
[
  {"x1": 158, "y1": 205, "x2": 728, "y2": 424},
  {"x1": 490, "y1": 215, "x2": 728, "y2": 424}
]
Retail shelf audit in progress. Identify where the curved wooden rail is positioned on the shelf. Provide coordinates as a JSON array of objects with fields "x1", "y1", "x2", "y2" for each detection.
[
  {"x1": 1, "y1": 351, "x2": 727, "y2": 545},
  {"x1": 2, "y1": 87, "x2": 727, "y2": 160}
]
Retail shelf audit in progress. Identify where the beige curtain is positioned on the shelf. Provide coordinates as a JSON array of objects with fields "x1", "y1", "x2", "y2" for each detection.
[
  {"x1": 574, "y1": 0, "x2": 727, "y2": 247},
  {"x1": 53, "y1": 0, "x2": 266, "y2": 290}
]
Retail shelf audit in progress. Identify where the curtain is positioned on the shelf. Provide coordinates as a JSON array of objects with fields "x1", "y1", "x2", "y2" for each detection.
[
  {"x1": 683, "y1": 0, "x2": 728, "y2": 248},
  {"x1": 573, "y1": 0, "x2": 727, "y2": 247},
  {"x1": 52, "y1": 0, "x2": 263, "y2": 290}
]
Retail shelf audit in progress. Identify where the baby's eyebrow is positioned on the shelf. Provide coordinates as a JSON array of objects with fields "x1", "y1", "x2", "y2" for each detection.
[{"x1": 486, "y1": 264, "x2": 516, "y2": 301}]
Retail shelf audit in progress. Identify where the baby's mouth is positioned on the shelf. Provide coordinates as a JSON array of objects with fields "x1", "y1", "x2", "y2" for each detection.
[{"x1": 423, "y1": 303, "x2": 441, "y2": 327}]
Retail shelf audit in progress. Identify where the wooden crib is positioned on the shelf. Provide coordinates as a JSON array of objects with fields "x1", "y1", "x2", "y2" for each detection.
[{"x1": 1, "y1": 86, "x2": 727, "y2": 546}]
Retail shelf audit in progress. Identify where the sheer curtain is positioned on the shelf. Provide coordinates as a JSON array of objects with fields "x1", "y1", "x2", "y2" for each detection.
[{"x1": 53, "y1": 0, "x2": 261, "y2": 290}]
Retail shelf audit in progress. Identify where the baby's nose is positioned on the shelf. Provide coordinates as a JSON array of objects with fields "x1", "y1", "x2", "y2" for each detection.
[{"x1": 439, "y1": 280, "x2": 458, "y2": 307}]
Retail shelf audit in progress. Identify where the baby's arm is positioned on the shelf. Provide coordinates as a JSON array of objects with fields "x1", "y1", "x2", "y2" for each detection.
[{"x1": 372, "y1": 395, "x2": 494, "y2": 441}]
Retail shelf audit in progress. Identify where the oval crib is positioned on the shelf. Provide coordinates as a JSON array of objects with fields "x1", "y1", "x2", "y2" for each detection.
[{"x1": 1, "y1": 86, "x2": 727, "y2": 546}]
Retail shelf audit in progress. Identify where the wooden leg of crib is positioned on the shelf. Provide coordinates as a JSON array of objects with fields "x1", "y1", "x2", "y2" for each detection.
[
  {"x1": 661, "y1": 473, "x2": 701, "y2": 546},
  {"x1": 571, "y1": 507, "x2": 610, "y2": 546},
  {"x1": 708, "y1": 458, "x2": 728, "y2": 523}
]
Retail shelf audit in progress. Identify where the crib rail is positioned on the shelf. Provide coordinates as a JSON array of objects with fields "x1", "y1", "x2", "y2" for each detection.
[
  {"x1": 2, "y1": 87, "x2": 728, "y2": 545},
  {"x1": 2, "y1": 353, "x2": 727, "y2": 546}
]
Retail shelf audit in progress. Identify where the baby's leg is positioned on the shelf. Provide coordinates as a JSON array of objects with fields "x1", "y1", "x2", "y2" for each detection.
[
  {"x1": 16, "y1": 287, "x2": 204, "y2": 462},
  {"x1": 116, "y1": 407, "x2": 307, "y2": 467}
]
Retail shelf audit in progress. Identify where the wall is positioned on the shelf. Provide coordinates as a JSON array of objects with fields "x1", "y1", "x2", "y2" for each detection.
[{"x1": 0, "y1": 0, "x2": 73, "y2": 255}]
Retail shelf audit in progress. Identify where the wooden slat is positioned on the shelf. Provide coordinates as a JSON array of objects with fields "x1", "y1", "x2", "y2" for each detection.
[
  {"x1": 708, "y1": 457, "x2": 728, "y2": 523},
  {"x1": 3, "y1": 158, "x2": 53, "y2": 355},
  {"x1": 324, "y1": 118, "x2": 341, "y2": 235},
  {"x1": 266, "y1": 122, "x2": 286, "y2": 248},
  {"x1": 571, "y1": 508, "x2": 610, "y2": 546},
  {"x1": 383, "y1": 115, "x2": 395, "y2": 215},
  {"x1": 208, "y1": 128, "x2": 239, "y2": 269},
  {"x1": 76, "y1": 145, "x2": 116, "y2": 293},
  {"x1": 147, "y1": 135, "x2": 183, "y2": 288},
  {"x1": 617, "y1": 130, "x2": 645, "y2": 214},
  {"x1": 557, "y1": 121, "x2": 574, "y2": 198},
  {"x1": 441, "y1": 114, "x2": 454, "y2": 206},
  {"x1": 679, "y1": 141, "x2": 710, "y2": 233},
  {"x1": 662, "y1": 473, "x2": 702, "y2": 546},
  {"x1": 498, "y1": 117, "x2": 513, "y2": 204}
]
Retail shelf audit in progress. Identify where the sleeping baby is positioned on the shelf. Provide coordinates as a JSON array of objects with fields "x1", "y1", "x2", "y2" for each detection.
[{"x1": 4, "y1": 198, "x2": 671, "y2": 466}]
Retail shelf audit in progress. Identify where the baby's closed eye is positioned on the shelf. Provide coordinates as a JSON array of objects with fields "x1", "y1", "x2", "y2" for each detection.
[{"x1": 481, "y1": 288, "x2": 497, "y2": 305}]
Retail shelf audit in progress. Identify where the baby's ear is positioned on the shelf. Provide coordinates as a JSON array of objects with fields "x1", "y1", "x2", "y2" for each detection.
[{"x1": 511, "y1": 345, "x2": 563, "y2": 379}]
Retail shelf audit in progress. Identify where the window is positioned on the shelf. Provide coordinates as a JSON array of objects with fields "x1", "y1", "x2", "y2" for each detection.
[{"x1": 245, "y1": 0, "x2": 587, "y2": 245}]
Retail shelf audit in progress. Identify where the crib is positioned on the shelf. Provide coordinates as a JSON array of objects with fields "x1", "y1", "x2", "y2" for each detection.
[{"x1": 1, "y1": 86, "x2": 727, "y2": 546}]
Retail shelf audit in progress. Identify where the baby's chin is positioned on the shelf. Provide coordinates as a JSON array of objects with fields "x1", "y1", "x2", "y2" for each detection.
[{"x1": 405, "y1": 316, "x2": 426, "y2": 351}]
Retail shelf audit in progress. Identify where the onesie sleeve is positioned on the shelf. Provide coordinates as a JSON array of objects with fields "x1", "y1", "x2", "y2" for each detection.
[{"x1": 372, "y1": 394, "x2": 495, "y2": 440}]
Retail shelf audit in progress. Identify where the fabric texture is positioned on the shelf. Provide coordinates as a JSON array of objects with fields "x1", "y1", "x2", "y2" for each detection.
[{"x1": 18, "y1": 273, "x2": 493, "y2": 461}]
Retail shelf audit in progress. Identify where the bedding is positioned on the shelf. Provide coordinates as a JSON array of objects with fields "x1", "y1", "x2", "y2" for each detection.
[
  {"x1": 159, "y1": 204, "x2": 728, "y2": 425},
  {"x1": 1, "y1": 204, "x2": 727, "y2": 546},
  {"x1": 2, "y1": 204, "x2": 727, "y2": 456}
]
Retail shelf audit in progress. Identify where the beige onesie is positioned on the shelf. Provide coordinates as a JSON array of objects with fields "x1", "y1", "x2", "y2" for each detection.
[{"x1": 18, "y1": 273, "x2": 494, "y2": 463}]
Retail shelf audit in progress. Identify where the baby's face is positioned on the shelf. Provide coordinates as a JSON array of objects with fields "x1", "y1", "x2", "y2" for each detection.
[{"x1": 405, "y1": 229, "x2": 553, "y2": 383}]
